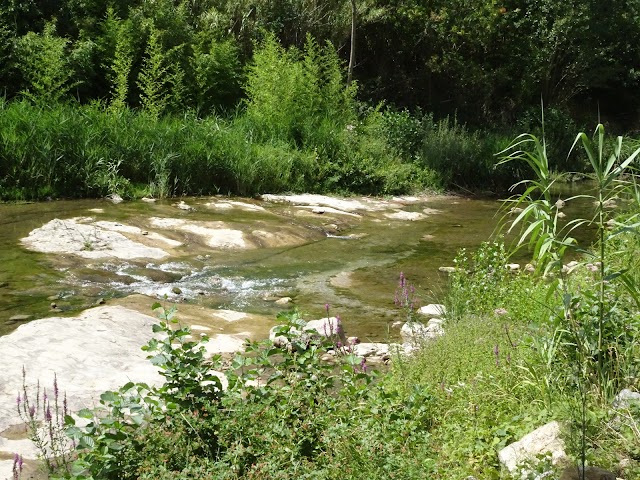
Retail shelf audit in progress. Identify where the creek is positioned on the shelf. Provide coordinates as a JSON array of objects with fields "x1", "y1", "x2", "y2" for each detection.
[{"x1": 0, "y1": 190, "x2": 594, "y2": 341}]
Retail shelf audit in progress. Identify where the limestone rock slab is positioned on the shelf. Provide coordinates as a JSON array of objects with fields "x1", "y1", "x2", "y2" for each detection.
[{"x1": 498, "y1": 421, "x2": 567, "y2": 474}]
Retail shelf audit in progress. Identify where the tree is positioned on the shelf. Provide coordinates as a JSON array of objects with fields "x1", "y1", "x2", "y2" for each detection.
[{"x1": 14, "y1": 21, "x2": 76, "y2": 103}]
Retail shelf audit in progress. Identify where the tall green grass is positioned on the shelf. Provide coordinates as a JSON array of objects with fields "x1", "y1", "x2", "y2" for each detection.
[{"x1": 0, "y1": 100, "x2": 320, "y2": 200}]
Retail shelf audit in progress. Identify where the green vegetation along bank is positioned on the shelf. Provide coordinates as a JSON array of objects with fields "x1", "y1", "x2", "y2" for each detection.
[
  {"x1": 2, "y1": 1, "x2": 640, "y2": 201},
  {"x1": 11, "y1": 126, "x2": 640, "y2": 479}
]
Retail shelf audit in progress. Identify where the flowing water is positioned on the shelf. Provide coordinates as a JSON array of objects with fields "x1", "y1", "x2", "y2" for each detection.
[{"x1": 0, "y1": 191, "x2": 596, "y2": 341}]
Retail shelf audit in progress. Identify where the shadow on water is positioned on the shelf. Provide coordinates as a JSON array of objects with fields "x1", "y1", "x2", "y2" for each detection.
[{"x1": 0, "y1": 189, "x2": 601, "y2": 340}]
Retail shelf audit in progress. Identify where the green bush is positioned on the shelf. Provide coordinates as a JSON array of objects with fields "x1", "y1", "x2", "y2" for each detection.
[{"x1": 62, "y1": 308, "x2": 438, "y2": 479}]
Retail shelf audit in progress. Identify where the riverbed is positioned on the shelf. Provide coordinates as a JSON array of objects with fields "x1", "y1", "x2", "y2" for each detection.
[{"x1": 0, "y1": 189, "x2": 594, "y2": 341}]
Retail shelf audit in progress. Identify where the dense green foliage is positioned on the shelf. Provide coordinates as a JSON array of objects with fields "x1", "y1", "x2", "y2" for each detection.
[
  {"x1": 0, "y1": 0, "x2": 639, "y2": 200},
  {"x1": 1, "y1": 0, "x2": 639, "y2": 125},
  {"x1": 0, "y1": 97, "x2": 525, "y2": 200}
]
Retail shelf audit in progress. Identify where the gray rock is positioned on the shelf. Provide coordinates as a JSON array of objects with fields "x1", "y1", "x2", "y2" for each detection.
[
  {"x1": 8, "y1": 314, "x2": 31, "y2": 322},
  {"x1": 0, "y1": 306, "x2": 166, "y2": 459},
  {"x1": 352, "y1": 343, "x2": 389, "y2": 358},
  {"x1": 303, "y1": 317, "x2": 347, "y2": 343},
  {"x1": 613, "y1": 389, "x2": 640, "y2": 409},
  {"x1": 498, "y1": 421, "x2": 567, "y2": 475},
  {"x1": 438, "y1": 266, "x2": 456, "y2": 273},
  {"x1": 400, "y1": 321, "x2": 444, "y2": 343},
  {"x1": 417, "y1": 304, "x2": 446, "y2": 318},
  {"x1": 275, "y1": 297, "x2": 292, "y2": 305},
  {"x1": 106, "y1": 193, "x2": 123, "y2": 204},
  {"x1": 175, "y1": 200, "x2": 194, "y2": 211},
  {"x1": 269, "y1": 325, "x2": 303, "y2": 349}
]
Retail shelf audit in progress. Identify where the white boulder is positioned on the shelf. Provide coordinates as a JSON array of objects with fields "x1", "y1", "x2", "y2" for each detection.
[
  {"x1": 417, "y1": 304, "x2": 446, "y2": 318},
  {"x1": 498, "y1": 421, "x2": 567, "y2": 475}
]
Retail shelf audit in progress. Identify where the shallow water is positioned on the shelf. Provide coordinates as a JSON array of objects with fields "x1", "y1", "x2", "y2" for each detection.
[{"x1": 0, "y1": 191, "x2": 596, "y2": 341}]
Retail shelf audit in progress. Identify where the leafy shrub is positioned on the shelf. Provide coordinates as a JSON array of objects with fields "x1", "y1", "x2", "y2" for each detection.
[{"x1": 62, "y1": 308, "x2": 437, "y2": 479}]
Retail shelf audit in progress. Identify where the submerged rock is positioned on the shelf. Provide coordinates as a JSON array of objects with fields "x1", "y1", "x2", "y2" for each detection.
[
  {"x1": 106, "y1": 193, "x2": 123, "y2": 204},
  {"x1": 438, "y1": 266, "x2": 456, "y2": 273}
]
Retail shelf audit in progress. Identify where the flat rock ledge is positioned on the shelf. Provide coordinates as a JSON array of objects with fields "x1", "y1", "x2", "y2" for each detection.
[{"x1": 0, "y1": 305, "x2": 247, "y2": 472}]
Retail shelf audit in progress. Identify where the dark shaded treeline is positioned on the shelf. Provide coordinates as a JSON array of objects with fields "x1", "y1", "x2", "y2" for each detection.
[{"x1": 1, "y1": 0, "x2": 639, "y2": 128}]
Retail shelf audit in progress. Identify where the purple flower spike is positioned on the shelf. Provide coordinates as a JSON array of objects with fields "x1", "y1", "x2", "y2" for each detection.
[
  {"x1": 45, "y1": 404, "x2": 52, "y2": 423},
  {"x1": 28, "y1": 405, "x2": 35, "y2": 419},
  {"x1": 53, "y1": 374, "x2": 59, "y2": 400},
  {"x1": 360, "y1": 357, "x2": 367, "y2": 373},
  {"x1": 12, "y1": 453, "x2": 19, "y2": 480}
]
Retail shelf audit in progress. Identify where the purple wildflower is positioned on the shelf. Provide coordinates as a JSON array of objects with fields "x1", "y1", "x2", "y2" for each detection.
[
  {"x1": 53, "y1": 374, "x2": 59, "y2": 400},
  {"x1": 359, "y1": 357, "x2": 367, "y2": 373},
  {"x1": 493, "y1": 344, "x2": 500, "y2": 367},
  {"x1": 28, "y1": 405, "x2": 35, "y2": 419},
  {"x1": 45, "y1": 403, "x2": 52, "y2": 423},
  {"x1": 12, "y1": 453, "x2": 22, "y2": 480}
]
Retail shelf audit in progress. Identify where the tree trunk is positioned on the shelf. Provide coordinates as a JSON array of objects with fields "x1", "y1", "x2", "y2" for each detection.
[{"x1": 347, "y1": 0, "x2": 356, "y2": 86}]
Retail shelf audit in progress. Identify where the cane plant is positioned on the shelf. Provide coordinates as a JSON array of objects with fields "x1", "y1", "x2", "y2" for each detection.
[{"x1": 498, "y1": 121, "x2": 640, "y2": 479}]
